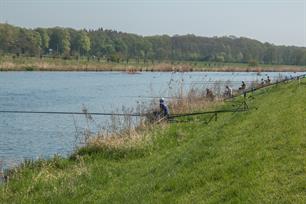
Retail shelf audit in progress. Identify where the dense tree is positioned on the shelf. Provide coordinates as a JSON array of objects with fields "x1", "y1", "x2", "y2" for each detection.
[
  {"x1": 0, "y1": 24, "x2": 20, "y2": 54},
  {"x1": 35, "y1": 28, "x2": 50, "y2": 53},
  {"x1": 17, "y1": 28, "x2": 41, "y2": 55},
  {"x1": 76, "y1": 31, "x2": 91, "y2": 55},
  {"x1": 49, "y1": 27, "x2": 71, "y2": 55},
  {"x1": 0, "y1": 23, "x2": 305, "y2": 65}
]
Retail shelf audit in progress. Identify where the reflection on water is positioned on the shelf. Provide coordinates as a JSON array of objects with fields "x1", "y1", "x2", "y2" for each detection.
[{"x1": 0, "y1": 71, "x2": 303, "y2": 168}]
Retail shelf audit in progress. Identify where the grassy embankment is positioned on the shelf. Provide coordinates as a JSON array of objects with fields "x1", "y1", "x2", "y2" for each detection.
[
  {"x1": 1, "y1": 78, "x2": 306, "y2": 203},
  {"x1": 0, "y1": 55, "x2": 305, "y2": 72}
]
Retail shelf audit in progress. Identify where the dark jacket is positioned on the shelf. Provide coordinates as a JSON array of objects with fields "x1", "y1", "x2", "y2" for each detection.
[{"x1": 160, "y1": 102, "x2": 169, "y2": 117}]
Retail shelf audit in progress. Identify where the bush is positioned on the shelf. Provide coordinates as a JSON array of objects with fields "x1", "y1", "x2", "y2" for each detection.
[
  {"x1": 248, "y1": 60, "x2": 258, "y2": 67},
  {"x1": 25, "y1": 66, "x2": 34, "y2": 71}
]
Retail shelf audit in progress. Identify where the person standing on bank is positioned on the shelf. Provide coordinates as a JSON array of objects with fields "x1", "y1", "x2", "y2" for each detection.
[
  {"x1": 159, "y1": 98, "x2": 170, "y2": 118},
  {"x1": 224, "y1": 85, "x2": 233, "y2": 98},
  {"x1": 240, "y1": 81, "x2": 246, "y2": 90}
]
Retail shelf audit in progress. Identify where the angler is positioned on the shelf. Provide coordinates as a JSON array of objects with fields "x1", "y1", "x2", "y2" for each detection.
[{"x1": 159, "y1": 98, "x2": 170, "y2": 118}]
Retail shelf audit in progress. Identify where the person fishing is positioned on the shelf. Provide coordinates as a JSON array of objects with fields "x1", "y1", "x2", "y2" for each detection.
[
  {"x1": 239, "y1": 81, "x2": 247, "y2": 98},
  {"x1": 260, "y1": 78, "x2": 265, "y2": 87},
  {"x1": 159, "y1": 98, "x2": 170, "y2": 118},
  {"x1": 224, "y1": 85, "x2": 233, "y2": 98},
  {"x1": 206, "y1": 88, "x2": 215, "y2": 101},
  {"x1": 239, "y1": 81, "x2": 246, "y2": 90},
  {"x1": 265, "y1": 76, "x2": 271, "y2": 84}
]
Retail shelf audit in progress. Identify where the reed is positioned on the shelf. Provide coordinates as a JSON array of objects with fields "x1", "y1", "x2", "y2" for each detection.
[
  {"x1": 1, "y1": 78, "x2": 305, "y2": 203},
  {"x1": 1, "y1": 56, "x2": 305, "y2": 72},
  {"x1": 74, "y1": 77, "x2": 227, "y2": 157}
]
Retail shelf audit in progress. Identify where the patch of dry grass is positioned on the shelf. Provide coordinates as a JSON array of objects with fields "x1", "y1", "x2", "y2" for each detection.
[
  {"x1": 78, "y1": 82, "x2": 224, "y2": 155},
  {"x1": 1, "y1": 56, "x2": 305, "y2": 72}
]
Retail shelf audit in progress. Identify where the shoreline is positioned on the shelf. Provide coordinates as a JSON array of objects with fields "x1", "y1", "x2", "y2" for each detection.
[
  {"x1": 1, "y1": 78, "x2": 305, "y2": 202},
  {"x1": 0, "y1": 58, "x2": 305, "y2": 72},
  {"x1": 1, "y1": 66, "x2": 305, "y2": 72}
]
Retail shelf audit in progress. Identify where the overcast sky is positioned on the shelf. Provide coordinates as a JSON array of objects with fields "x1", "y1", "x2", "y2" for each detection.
[{"x1": 0, "y1": 0, "x2": 305, "y2": 47}]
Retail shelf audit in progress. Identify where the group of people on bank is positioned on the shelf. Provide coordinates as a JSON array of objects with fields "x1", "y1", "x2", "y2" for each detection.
[{"x1": 156, "y1": 76, "x2": 272, "y2": 121}]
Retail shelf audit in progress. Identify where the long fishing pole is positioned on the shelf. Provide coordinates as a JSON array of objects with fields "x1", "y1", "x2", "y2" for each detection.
[
  {"x1": 1, "y1": 75, "x2": 303, "y2": 118},
  {"x1": 225, "y1": 73, "x2": 306, "y2": 100},
  {"x1": 0, "y1": 108, "x2": 250, "y2": 118},
  {"x1": 190, "y1": 80, "x2": 259, "y2": 84},
  {"x1": 245, "y1": 74, "x2": 306, "y2": 93},
  {"x1": 120, "y1": 96, "x2": 183, "y2": 100},
  {"x1": 0, "y1": 110, "x2": 144, "y2": 117},
  {"x1": 169, "y1": 108, "x2": 248, "y2": 118}
]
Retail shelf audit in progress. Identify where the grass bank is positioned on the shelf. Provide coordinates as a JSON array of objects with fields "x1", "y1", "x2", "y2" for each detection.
[
  {"x1": 1, "y1": 78, "x2": 306, "y2": 203},
  {"x1": 0, "y1": 56, "x2": 305, "y2": 72}
]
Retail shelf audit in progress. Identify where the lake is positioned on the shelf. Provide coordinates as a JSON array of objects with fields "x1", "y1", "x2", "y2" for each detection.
[{"x1": 0, "y1": 71, "x2": 303, "y2": 169}]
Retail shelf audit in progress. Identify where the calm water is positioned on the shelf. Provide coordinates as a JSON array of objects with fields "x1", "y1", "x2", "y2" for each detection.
[{"x1": 0, "y1": 71, "x2": 303, "y2": 168}]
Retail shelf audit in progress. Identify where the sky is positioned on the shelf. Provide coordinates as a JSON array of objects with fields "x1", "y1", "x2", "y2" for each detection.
[{"x1": 0, "y1": 0, "x2": 305, "y2": 47}]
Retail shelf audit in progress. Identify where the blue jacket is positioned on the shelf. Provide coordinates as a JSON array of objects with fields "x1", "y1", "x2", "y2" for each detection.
[{"x1": 160, "y1": 102, "x2": 169, "y2": 117}]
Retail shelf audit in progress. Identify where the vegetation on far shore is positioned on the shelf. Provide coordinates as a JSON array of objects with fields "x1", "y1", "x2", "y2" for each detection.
[
  {"x1": 0, "y1": 55, "x2": 305, "y2": 72},
  {"x1": 1, "y1": 23, "x2": 306, "y2": 70},
  {"x1": 1, "y1": 77, "x2": 305, "y2": 203}
]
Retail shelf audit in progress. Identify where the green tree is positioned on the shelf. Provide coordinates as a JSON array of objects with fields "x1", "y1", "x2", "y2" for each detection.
[
  {"x1": 1, "y1": 23, "x2": 306, "y2": 65},
  {"x1": 263, "y1": 45, "x2": 277, "y2": 64},
  {"x1": 77, "y1": 31, "x2": 91, "y2": 55},
  {"x1": 49, "y1": 28, "x2": 71, "y2": 55},
  {"x1": 17, "y1": 29, "x2": 41, "y2": 56},
  {"x1": 35, "y1": 28, "x2": 50, "y2": 54},
  {"x1": 0, "y1": 23, "x2": 19, "y2": 53}
]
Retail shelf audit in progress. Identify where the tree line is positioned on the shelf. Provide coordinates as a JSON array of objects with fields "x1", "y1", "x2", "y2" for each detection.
[{"x1": 0, "y1": 23, "x2": 305, "y2": 65}]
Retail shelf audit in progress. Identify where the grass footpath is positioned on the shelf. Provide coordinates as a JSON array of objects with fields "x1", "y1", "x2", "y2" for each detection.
[{"x1": 1, "y1": 79, "x2": 306, "y2": 203}]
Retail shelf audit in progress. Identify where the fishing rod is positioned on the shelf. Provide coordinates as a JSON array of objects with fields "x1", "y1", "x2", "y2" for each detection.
[
  {"x1": 0, "y1": 108, "x2": 248, "y2": 118},
  {"x1": 169, "y1": 99, "x2": 252, "y2": 123},
  {"x1": 1, "y1": 75, "x2": 303, "y2": 118},
  {"x1": 190, "y1": 80, "x2": 259, "y2": 84},
  {"x1": 225, "y1": 73, "x2": 306, "y2": 100},
  {"x1": 169, "y1": 113, "x2": 217, "y2": 124},
  {"x1": 0, "y1": 110, "x2": 144, "y2": 117},
  {"x1": 169, "y1": 108, "x2": 248, "y2": 118},
  {"x1": 120, "y1": 95, "x2": 183, "y2": 100},
  {"x1": 244, "y1": 74, "x2": 306, "y2": 93},
  {"x1": 0, "y1": 103, "x2": 251, "y2": 119}
]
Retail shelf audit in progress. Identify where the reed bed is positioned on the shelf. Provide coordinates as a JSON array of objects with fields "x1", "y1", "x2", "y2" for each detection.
[
  {"x1": 76, "y1": 72, "x2": 293, "y2": 155},
  {"x1": 76, "y1": 79, "x2": 228, "y2": 155},
  {"x1": 1, "y1": 56, "x2": 305, "y2": 72}
]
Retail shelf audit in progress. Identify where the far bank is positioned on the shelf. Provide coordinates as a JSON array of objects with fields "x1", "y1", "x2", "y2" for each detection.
[{"x1": 0, "y1": 56, "x2": 305, "y2": 72}]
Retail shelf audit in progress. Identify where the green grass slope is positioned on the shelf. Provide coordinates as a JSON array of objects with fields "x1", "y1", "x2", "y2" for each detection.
[{"x1": 1, "y1": 79, "x2": 305, "y2": 203}]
